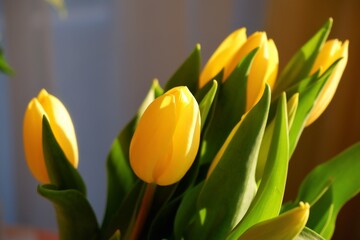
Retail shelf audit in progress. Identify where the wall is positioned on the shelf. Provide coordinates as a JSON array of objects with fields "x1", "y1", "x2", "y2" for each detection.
[{"x1": 265, "y1": 0, "x2": 360, "y2": 239}]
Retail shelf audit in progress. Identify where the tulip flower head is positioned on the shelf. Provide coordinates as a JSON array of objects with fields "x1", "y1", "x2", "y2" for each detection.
[
  {"x1": 199, "y1": 28, "x2": 247, "y2": 88},
  {"x1": 238, "y1": 202, "x2": 310, "y2": 240},
  {"x1": 229, "y1": 32, "x2": 278, "y2": 111},
  {"x1": 23, "y1": 89, "x2": 78, "y2": 183},
  {"x1": 306, "y1": 39, "x2": 349, "y2": 126},
  {"x1": 199, "y1": 29, "x2": 278, "y2": 111},
  {"x1": 130, "y1": 86, "x2": 201, "y2": 186}
]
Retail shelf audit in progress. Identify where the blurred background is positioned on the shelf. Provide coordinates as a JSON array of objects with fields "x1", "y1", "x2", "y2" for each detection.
[{"x1": 0, "y1": 0, "x2": 359, "y2": 239}]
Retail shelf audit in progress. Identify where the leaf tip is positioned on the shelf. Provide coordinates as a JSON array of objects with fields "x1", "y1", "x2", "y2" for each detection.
[
  {"x1": 324, "y1": 17, "x2": 333, "y2": 31},
  {"x1": 196, "y1": 43, "x2": 201, "y2": 51}
]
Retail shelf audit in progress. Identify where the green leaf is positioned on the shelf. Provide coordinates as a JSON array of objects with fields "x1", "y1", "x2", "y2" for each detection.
[
  {"x1": 274, "y1": 18, "x2": 332, "y2": 96},
  {"x1": 102, "y1": 82, "x2": 163, "y2": 230},
  {"x1": 182, "y1": 86, "x2": 270, "y2": 240},
  {"x1": 108, "y1": 230, "x2": 121, "y2": 240},
  {"x1": 288, "y1": 60, "x2": 339, "y2": 154},
  {"x1": 286, "y1": 93, "x2": 299, "y2": 130},
  {"x1": 147, "y1": 139, "x2": 207, "y2": 239},
  {"x1": 174, "y1": 182, "x2": 204, "y2": 239},
  {"x1": 164, "y1": 44, "x2": 201, "y2": 94},
  {"x1": 137, "y1": 80, "x2": 164, "y2": 122},
  {"x1": 101, "y1": 181, "x2": 145, "y2": 239},
  {"x1": 0, "y1": 46, "x2": 14, "y2": 75},
  {"x1": 38, "y1": 184, "x2": 99, "y2": 240},
  {"x1": 42, "y1": 116, "x2": 86, "y2": 194},
  {"x1": 133, "y1": 184, "x2": 179, "y2": 240},
  {"x1": 306, "y1": 186, "x2": 334, "y2": 235},
  {"x1": 101, "y1": 118, "x2": 137, "y2": 230},
  {"x1": 147, "y1": 156, "x2": 203, "y2": 240},
  {"x1": 148, "y1": 193, "x2": 182, "y2": 240},
  {"x1": 146, "y1": 137, "x2": 204, "y2": 240},
  {"x1": 295, "y1": 227, "x2": 325, "y2": 240},
  {"x1": 200, "y1": 48, "x2": 258, "y2": 166},
  {"x1": 228, "y1": 93, "x2": 289, "y2": 239},
  {"x1": 195, "y1": 80, "x2": 218, "y2": 130},
  {"x1": 257, "y1": 92, "x2": 296, "y2": 180},
  {"x1": 282, "y1": 179, "x2": 333, "y2": 214},
  {"x1": 294, "y1": 142, "x2": 360, "y2": 239}
]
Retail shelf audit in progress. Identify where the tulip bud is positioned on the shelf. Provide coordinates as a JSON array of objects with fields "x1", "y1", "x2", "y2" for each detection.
[
  {"x1": 199, "y1": 28, "x2": 247, "y2": 88},
  {"x1": 23, "y1": 89, "x2": 78, "y2": 183},
  {"x1": 306, "y1": 39, "x2": 349, "y2": 126},
  {"x1": 238, "y1": 202, "x2": 310, "y2": 240},
  {"x1": 199, "y1": 30, "x2": 278, "y2": 111},
  {"x1": 130, "y1": 86, "x2": 201, "y2": 186},
  {"x1": 228, "y1": 32, "x2": 278, "y2": 111}
]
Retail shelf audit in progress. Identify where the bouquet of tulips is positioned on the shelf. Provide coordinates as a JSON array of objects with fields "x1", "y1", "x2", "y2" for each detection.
[{"x1": 21, "y1": 18, "x2": 360, "y2": 240}]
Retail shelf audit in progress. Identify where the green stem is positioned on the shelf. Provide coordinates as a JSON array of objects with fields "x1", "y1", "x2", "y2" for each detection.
[{"x1": 129, "y1": 183, "x2": 156, "y2": 240}]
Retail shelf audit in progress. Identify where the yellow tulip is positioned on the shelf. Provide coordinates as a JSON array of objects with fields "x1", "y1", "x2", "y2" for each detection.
[
  {"x1": 306, "y1": 39, "x2": 349, "y2": 126},
  {"x1": 130, "y1": 86, "x2": 201, "y2": 186},
  {"x1": 23, "y1": 89, "x2": 78, "y2": 183},
  {"x1": 238, "y1": 202, "x2": 310, "y2": 240},
  {"x1": 199, "y1": 29, "x2": 278, "y2": 111},
  {"x1": 199, "y1": 28, "x2": 247, "y2": 88}
]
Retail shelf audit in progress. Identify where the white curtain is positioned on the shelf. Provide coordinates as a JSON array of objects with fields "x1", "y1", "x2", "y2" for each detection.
[{"x1": 0, "y1": 0, "x2": 265, "y2": 229}]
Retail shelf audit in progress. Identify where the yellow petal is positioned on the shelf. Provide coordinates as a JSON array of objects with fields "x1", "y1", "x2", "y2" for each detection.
[
  {"x1": 245, "y1": 37, "x2": 269, "y2": 111},
  {"x1": 306, "y1": 40, "x2": 348, "y2": 126},
  {"x1": 264, "y1": 39, "x2": 279, "y2": 91},
  {"x1": 245, "y1": 38, "x2": 279, "y2": 111},
  {"x1": 156, "y1": 88, "x2": 201, "y2": 185},
  {"x1": 226, "y1": 32, "x2": 266, "y2": 80},
  {"x1": 199, "y1": 28, "x2": 247, "y2": 88},
  {"x1": 238, "y1": 202, "x2": 310, "y2": 240},
  {"x1": 23, "y1": 99, "x2": 49, "y2": 183},
  {"x1": 130, "y1": 94, "x2": 177, "y2": 184},
  {"x1": 37, "y1": 89, "x2": 79, "y2": 168}
]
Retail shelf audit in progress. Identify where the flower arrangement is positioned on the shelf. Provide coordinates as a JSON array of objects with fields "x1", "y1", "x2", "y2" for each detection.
[{"x1": 19, "y1": 18, "x2": 360, "y2": 240}]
